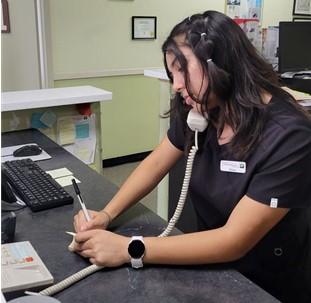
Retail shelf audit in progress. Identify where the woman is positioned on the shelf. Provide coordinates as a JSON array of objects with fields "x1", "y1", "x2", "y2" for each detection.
[{"x1": 73, "y1": 11, "x2": 311, "y2": 302}]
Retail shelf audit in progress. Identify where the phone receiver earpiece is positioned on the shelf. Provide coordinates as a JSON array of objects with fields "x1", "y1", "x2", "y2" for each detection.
[{"x1": 187, "y1": 109, "x2": 208, "y2": 132}]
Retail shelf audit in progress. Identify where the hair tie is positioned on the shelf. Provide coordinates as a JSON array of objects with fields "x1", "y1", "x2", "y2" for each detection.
[
  {"x1": 200, "y1": 33, "x2": 207, "y2": 37},
  {"x1": 206, "y1": 58, "x2": 212, "y2": 63}
]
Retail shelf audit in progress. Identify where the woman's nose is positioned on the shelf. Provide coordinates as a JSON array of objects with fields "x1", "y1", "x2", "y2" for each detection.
[{"x1": 172, "y1": 74, "x2": 184, "y2": 93}]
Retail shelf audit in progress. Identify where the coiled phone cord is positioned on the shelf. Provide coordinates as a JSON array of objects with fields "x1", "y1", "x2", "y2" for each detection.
[
  {"x1": 159, "y1": 143, "x2": 198, "y2": 237},
  {"x1": 39, "y1": 264, "x2": 102, "y2": 296},
  {"x1": 38, "y1": 131, "x2": 200, "y2": 297}
]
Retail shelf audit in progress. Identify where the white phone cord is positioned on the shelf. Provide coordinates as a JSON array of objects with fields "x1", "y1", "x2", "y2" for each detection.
[
  {"x1": 38, "y1": 131, "x2": 200, "y2": 297},
  {"x1": 159, "y1": 143, "x2": 198, "y2": 237},
  {"x1": 39, "y1": 264, "x2": 102, "y2": 296}
]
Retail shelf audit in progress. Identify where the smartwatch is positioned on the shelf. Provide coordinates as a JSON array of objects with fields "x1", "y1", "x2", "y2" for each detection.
[{"x1": 128, "y1": 236, "x2": 145, "y2": 269}]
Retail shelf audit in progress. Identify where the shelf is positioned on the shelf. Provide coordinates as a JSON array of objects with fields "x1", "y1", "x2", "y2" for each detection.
[{"x1": 1, "y1": 86, "x2": 112, "y2": 112}]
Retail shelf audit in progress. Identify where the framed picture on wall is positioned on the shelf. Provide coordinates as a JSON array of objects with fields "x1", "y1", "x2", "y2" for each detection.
[
  {"x1": 293, "y1": 0, "x2": 311, "y2": 16},
  {"x1": 1, "y1": 0, "x2": 10, "y2": 33},
  {"x1": 132, "y1": 16, "x2": 157, "y2": 40}
]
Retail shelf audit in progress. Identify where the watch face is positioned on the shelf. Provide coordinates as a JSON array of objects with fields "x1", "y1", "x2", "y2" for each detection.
[{"x1": 128, "y1": 239, "x2": 145, "y2": 258}]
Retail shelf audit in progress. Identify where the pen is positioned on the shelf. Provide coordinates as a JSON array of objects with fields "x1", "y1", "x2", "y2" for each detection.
[{"x1": 72, "y1": 179, "x2": 91, "y2": 222}]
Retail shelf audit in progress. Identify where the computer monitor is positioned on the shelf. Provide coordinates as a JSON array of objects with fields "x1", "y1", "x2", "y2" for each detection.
[{"x1": 278, "y1": 21, "x2": 311, "y2": 74}]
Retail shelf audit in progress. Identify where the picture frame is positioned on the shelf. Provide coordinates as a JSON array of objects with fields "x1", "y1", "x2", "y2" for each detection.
[
  {"x1": 1, "y1": 0, "x2": 10, "y2": 33},
  {"x1": 293, "y1": 0, "x2": 311, "y2": 16},
  {"x1": 132, "y1": 16, "x2": 157, "y2": 40}
]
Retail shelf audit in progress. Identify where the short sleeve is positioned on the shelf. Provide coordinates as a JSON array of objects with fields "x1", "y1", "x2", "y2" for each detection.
[
  {"x1": 167, "y1": 116, "x2": 186, "y2": 151},
  {"x1": 247, "y1": 126, "x2": 311, "y2": 208}
]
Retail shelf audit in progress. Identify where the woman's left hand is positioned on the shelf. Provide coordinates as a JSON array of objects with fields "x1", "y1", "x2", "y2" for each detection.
[{"x1": 73, "y1": 230, "x2": 130, "y2": 267}]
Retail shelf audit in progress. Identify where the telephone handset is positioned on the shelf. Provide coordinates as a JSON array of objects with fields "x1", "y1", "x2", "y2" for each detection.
[
  {"x1": 187, "y1": 109, "x2": 209, "y2": 132},
  {"x1": 37, "y1": 110, "x2": 208, "y2": 297},
  {"x1": 159, "y1": 109, "x2": 208, "y2": 237}
]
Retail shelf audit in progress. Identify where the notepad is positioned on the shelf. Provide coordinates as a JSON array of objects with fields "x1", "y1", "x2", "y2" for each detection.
[
  {"x1": 282, "y1": 86, "x2": 311, "y2": 101},
  {"x1": 46, "y1": 168, "x2": 80, "y2": 187},
  {"x1": 46, "y1": 168, "x2": 73, "y2": 179}
]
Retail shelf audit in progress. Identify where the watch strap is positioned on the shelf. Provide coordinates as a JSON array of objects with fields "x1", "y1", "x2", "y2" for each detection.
[{"x1": 131, "y1": 257, "x2": 144, "y2": 269}]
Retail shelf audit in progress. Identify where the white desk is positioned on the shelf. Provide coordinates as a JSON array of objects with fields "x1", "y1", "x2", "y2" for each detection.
[
  {"x1": 1, "y1": 86, "x2": 112, "y2": 174},
  {"x1": 144, "y1": 69, "x2": 169, "y2": 81}
]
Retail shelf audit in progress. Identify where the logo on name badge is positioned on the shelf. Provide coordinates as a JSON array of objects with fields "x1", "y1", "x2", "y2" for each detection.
[
  {"x1": 220, "y1": 160, "x2": 246, "y2": 174},
  {"x1": 270, "y1": 198, "x2": 278, "y2": 208}
]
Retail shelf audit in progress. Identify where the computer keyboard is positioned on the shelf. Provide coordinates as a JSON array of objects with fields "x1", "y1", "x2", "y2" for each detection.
[{"x1": 2, "y1": 159, "x2": 73, "y2": 212}]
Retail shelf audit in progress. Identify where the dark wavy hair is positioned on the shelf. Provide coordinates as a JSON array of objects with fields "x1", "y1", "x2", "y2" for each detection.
[{"x1": 162, "y1": 10, "x2": 309, "y2": 159}]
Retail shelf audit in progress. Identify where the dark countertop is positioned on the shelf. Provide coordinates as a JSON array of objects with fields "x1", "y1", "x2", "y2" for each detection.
[{"x1": 2, "y1": 129, "x2": 279, "y2": 303}]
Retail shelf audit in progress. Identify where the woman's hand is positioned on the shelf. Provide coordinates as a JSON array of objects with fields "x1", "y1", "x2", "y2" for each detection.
[
  {"x1": 73, "y1": 230, "x2": 130, "y2": 267},
  {"x1": 73, "y1": 210, "x2": 111, "y2": 232}
]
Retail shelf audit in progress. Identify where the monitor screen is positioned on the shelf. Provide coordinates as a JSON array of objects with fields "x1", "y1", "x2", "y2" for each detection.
[{"x1": 278, "y1": 21, "x2": 311, "y2": 73}]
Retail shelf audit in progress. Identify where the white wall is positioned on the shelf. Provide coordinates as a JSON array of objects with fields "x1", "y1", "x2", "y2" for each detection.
[
  {"x1": 1, "y1": 0, "x2": 41, "y2": 91},
  {"x1": 1, "y1": 0, "x2": 295, "y2": 90},
  {"x1": 49, "y1": 0, "x2": 225, "y2": 80},
  {"x1": 49, "y1": 0, "x2": 295, "y2": 80},
  {"x1": 262, "y1": 0, "x2": 294, "y2": 27}
]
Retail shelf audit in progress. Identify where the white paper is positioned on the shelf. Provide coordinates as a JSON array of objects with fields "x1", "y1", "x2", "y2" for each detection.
[
  {"x1": 46, "y1": 167, "x2": 81, "y2": 187},
  {"x1": 54, "y1": 175, "x2": 80, "y2": 187},
  {"x1": 57, "y1": 118, "x2": 75, "y2": 145},
  {"x1": 227, "y1": 0, "x2": 262, "y2": 20},
  {"x1": 262, "y1": 26, "x2": 279, "y2": 65},
  {"x1": 282, "y1": 86, "x2": 311, "y2": 101},
  {"x1": 46, "y1": 168, "x2": 73, "y2": 179},
  {"x1": 57, "y1": 114, "x2": 97, "y2": 165}
]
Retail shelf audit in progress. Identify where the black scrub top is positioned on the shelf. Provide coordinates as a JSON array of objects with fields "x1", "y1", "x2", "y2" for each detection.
[{"x1": 167, "y1": 97, "x2": 311, "y2": 303}]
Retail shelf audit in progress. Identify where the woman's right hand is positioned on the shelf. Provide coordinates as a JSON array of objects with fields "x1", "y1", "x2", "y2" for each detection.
[{"x1": 73, "y1": 209, "x2": 111, "y2": 232}]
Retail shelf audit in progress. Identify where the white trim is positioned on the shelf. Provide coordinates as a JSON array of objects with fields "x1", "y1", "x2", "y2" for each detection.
[
  {"x1": 35, "y1": 0, "x2": 48, "y2": 88},
  {"x1": 54, "y1": 67, "x2": 162, "y2": 80}
]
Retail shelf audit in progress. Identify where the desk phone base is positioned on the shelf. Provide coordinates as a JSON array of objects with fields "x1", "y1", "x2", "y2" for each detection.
[{"x1": 1, "y1": 241, "x2": 54, "y2": 293}]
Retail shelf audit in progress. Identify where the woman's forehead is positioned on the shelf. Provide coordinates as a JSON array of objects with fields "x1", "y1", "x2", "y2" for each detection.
[
  {"x1": 165, "y1": 52, "x2": 178, "y2": 69},
  {"x1": 166, "y1": 45, "x2": 192, "y2": 63},
  {"x1": 174, "y1": 33, "x2": 187, "y2": 44}
]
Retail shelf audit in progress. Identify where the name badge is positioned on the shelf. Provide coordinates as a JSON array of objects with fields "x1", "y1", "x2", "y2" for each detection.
[{"x1": 220, "y1": 160, "x2": 246, "y2": 174}]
